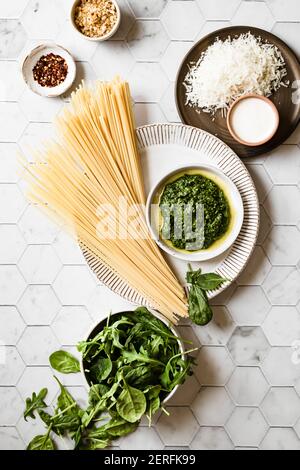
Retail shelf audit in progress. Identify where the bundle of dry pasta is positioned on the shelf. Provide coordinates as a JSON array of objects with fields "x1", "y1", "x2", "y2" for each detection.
[{"x1": 22, "y1": 78, "x2": 188, "y2": 323}]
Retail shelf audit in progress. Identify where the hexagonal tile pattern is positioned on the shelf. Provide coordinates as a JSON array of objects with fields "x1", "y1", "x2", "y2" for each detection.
[
  {"x1": 0, "y1": 266, "x2": 26, "y2": 304},
  {"x1": 156, "y1": 407, "x2": 199, "y2": 446},
  {"x1": 53, "y1": 265, "x2": 96, "y2": 305},
  {"x1": 56, "y1": 20, "x2": 98, "y2": 62},
  {"x1": 159, "y1": 81, "x2": 181, "y2": 122},
  {"x1": 1, "y1": 0, "x2": 29, "y2": 18},
  {"x1": 257, "y1": 205, "x2": 272, "y2": 246},
  {"x1": 0, "y1": 225, "x2": 26, "y2": 264},
  {"x1": 264, "y1": 145, "x2": 300, "y2": 185},
  {"x1": 266, "y1": 0, "x2": 300, "y2": 22},
  {"x1": 127, "y1": 20, "x2": 169, "y2": 60},
  {"x1": 0, "y1": 61, "x2": 25, "y2": 101},
  {"x1": 0, "y1": 184, "x2": 26, "y2": 223},
  {"x1": 260, "y1": 427, "x2": 300, "y2": 450},
  {"x1": 263, "y1": 306, "x2": 300, "y2": 346},
  {"x1": 168, "y1": 375, "x2": 200, "y2": 406},
  {"x1": 0, "y1": 388, "x2": 23, "y2": 425},
  {"x1": 0, "y1": 307, "x2": 25, "y2": 346},
  {"x1": 112, "y1": 0, "x2": 135, "y2": 40},
  {"x1": 18, "y1": 285, "x2": 60, "y2": 325},
  {"x1": 86, "y1": 284, "x2": 139, "y2": 322},
  {"x1": 227, "y1": 367, "x2": 269, "y2": 406},
  {"x1": 194, "y1": 347, "x2": 234, "y2": 385},
  {"x1": 161, "y1": 1, "x2": 204, "y2": 40},
  {"x1": 119, "y1": 426, "x2": 163, "y2": 450},
  {"x1": 160, "y1": 41, "x2": 194, "y2": 82},
  {"x1": 0, "y1": 427, "x2": 23, "y2": 450},
  {"x1": 134, "y1": 102, "x2": 166, "y2": 127},
  {"x1": 17, "y1": 327, "x2": 59, "y2": 365},
  {"x1": 92, "y1": 41, "x2": 134, "y2": 80},
  {"x1": 17, "y1": 366, "x2": 57, "y2": 402},
  {"x1": 128, "y1": 62, "x2": 169, "y2": 102},
  {"x1": 18, "y1": 122, "x2": 54, "y2": 163},
  {"x1": 2, "y1": 0, "x2": 300, "y2": 451},
  {"x1": 228, "y1": 286, "x2": 270, "y2": 326},
  {"x1": 0, "y1": 103, "x2": 27, "y2": 142},
  {"x1": 227, "y1": 327, "x2": 270, "y2": 366},
  {"x1": 0, "y1": 347, "x2": 25, "y2": 385},
  {"x1": 52, "y1": 306, "x2": 92, "y2": 345},
  {"x1": 190, "y1": 426, "x2": 234, "y2": 450},
  {"x1": 295, "y1": 419, "x2": 300, "y2": 439},
  {"x1": 263, "y1": 226, "x2": 300, "y2": 266},
  {"x1": 237, "y1": 247, "x2": 271, "y2": 286},
  {"x1": 19, "y1": 88, "x2": 62, "y2": 122},
  {"x1": 196, "y1": 0, "x2": 241, "y2": 20},
  {"x1": 272, "y1": 22, "x2": 300, "y2": 60},
  {"x1": 263, "y1": 267, "x2": 300, "y2": 305},
  {"x1": 19, "y1": 205, "x2": 59, "y2": 244},
  {"x1": 193, "y1": 306, "x2": 235, "y2": 345},
  {"x1": 0, "y1": 143, "x2": 20, "y2": 183},
  {"x1": 262, "y1": 347, "x2": 300, "y2": 389},
  {"x1": 128, "y1": 0, "x2": 167, "y2": 18},
  {"x1": 192, "y1": 387, "x2": 234, "y2": 426},
  {"x1": 21, "y1": 0, "x2": 63, "y2": 39},
  {"x1": 264, "y1": 186, "x2": 300, "y2": 224},
  {"x1": 231, "y1": 2, "x2": 275, "y2": 31},
  {"x1": 261, "y1": 388, "x2": 300, "y2": 426},
  {"x1": 0, "y1": 20, "x2": 27, "y2": 58},
  {"x1": 18, "y1": 245, "x2": 61, "y2": 284},
  {"x1": 226, "y1": 407, "x2": 268, "y2": 447},
  {"x1": 246, "y1": 164, "x2": 273, "y2": 203}
]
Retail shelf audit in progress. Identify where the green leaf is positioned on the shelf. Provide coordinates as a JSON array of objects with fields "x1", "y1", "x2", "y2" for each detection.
[
  {"x1": 88, "y1": 384, "x2": 110, "y2": 406},
  {"x1": 101, "y1": 417, "x2": 138, "y2": 437},
  {"x1": 49, "y1": 350, "x2": 80, "y2": 374},
  {"x1": 54, "y1": 376, "x2": 79, "y2": 415},
  {"x1": 116, "y1": 382, "x2": 146, "y2": 423},
  {"x1": 38, "y1": 410, "x2": 52, "y2": 427},
  {"x1": 27, "y1": 434, "x2": 55, "y2": 450},
  {"x1": 24, "y1": 388, "x2": 48, "y2": 421},
  {"x1": 193, "y1": 273, "x2": 227, "y2": 291},
  {"x1": 122, "y1": 348, "x2": 164, "y2": 367},
  {"x1": 188, "y1": 285, "x2": 213, "y2": 326},
  {"x1": 90, "y1": 356, "x2": 112, "y2": 382}
]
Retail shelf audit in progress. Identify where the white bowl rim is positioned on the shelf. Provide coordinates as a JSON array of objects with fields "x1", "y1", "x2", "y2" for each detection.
[
  {"x1": 21, "y1": 43, "x2": 77, "y2": 97},
  {"x1": 146, "y1": 163, "x2": 244, "y2": 262},
  {"x1": 70, "y1": 0, "x2": 121, "y2": 42},
  {"x1": 80, "y1": 309, "x2": 186, "y2": 404}
]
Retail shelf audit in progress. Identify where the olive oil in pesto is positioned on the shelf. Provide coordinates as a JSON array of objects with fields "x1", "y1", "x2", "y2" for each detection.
[{"x1": 159, "y1": 173, "x2": 230, "y2": 251}]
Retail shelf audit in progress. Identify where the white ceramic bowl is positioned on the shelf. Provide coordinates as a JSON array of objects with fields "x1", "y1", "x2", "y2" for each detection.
[
  {"x1": 81, "y1": 309, "x2": 185, "y2": 404},
  {"x1": 146, "y1": 164, "x2": 244, "y2": 262},
  {"x1": 70, "y1": 0, "x2": 121, "y2": 41},
  {"x1": 22, "y1": 43, "x2": 76, "y2": 98}
]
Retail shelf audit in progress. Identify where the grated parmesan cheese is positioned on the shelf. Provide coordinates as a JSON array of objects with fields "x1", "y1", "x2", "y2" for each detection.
[{"x1": 184, "y1": 32, "x2": 288, "y2": 115}]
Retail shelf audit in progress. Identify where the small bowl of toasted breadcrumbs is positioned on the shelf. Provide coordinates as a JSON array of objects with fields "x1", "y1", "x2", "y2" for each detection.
[{"x1": 71, "y1": 0, "x2": 121, "y2": 41}]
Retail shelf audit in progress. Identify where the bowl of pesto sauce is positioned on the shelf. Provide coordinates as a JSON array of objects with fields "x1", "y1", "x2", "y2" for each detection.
[{"x1": 146, "y1": 164, "x2": 244, "y2": 261}]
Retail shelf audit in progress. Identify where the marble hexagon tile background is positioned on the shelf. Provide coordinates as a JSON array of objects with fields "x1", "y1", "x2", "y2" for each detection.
[{"x1": 1, "y1": 0, "x2": 300, "y2": 451}]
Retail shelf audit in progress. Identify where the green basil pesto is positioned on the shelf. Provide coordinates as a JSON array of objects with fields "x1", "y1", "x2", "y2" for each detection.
[{"x1": 159, "y1": 173, "x2": 230, "y2": 251}]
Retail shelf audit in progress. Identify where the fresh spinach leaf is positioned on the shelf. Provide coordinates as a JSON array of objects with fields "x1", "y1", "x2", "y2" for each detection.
[
  {"x1": 49, "y1": 350, "x2": 80, "y2": 374},
  {"x1": 27, "y1": 433, "x2": 55, "y2": 450},
  {"x1": 24, "y1": 388, "x2": 48, "y2": 421},
  {"x1": 194, "y1": 272, "x2": 227, "y2": 291},
  {"x1": 188, "y1": 284, "x2": 213, "y2": 326},
  {"x1": 116, "y1": 381, "x2": 146, "y2": 423},
  {"x1": 90, "y1": 356, "x2": 112, "y2": 382}
]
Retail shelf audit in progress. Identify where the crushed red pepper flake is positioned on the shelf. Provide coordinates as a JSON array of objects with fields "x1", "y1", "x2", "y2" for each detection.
[{"x1": 33, "y1": 53, "x2": 68, "y2": 88}]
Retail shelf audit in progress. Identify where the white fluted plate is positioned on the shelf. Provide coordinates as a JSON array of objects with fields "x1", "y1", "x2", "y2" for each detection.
[{"x1": 82, "y1": 123, "x2": 259, "y2": 307}]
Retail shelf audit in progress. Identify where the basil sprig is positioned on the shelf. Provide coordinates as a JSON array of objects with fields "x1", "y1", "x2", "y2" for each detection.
[{"x1": 187, "y1": 265, "x2": 227, "y2": 325}]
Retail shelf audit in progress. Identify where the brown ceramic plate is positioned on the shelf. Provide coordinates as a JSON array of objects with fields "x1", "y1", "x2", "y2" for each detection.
[{"x1": 176, "y1": 26, "x2": 300, "y2": 158}]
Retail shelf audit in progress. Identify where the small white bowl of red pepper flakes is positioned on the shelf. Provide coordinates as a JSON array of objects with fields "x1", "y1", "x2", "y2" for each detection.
[{"x1": 22, "y1": 43, "x2": 77, "y2": 98}]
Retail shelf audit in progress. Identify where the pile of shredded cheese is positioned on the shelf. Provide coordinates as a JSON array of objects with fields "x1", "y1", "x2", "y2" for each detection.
[{"x1": 184, "y1": 32, "x2": 287, "y2": 115}]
